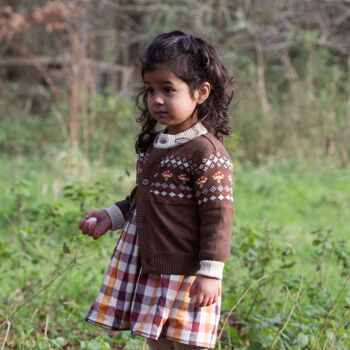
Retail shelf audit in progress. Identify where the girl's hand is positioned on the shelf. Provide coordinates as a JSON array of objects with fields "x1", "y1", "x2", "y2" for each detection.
[
  {"x1": 78, "y1": 210, "x2": 112, "y2": 240},
  {"x1": 189, "y1": 275, "x2": 220, "y2": 307}
]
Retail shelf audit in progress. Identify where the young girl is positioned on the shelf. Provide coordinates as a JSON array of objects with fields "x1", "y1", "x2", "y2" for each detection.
[{"x1": 79, "y1": 31, "x2": 235, "y2": 350}]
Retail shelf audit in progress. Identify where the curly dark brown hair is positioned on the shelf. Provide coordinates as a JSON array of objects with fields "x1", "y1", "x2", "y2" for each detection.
[{"x1": 135, "y1": 31, "x2": 235, "y2": 153}]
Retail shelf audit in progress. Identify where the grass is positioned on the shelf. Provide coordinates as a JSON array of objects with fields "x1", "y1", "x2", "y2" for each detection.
[{"x1": 0, "y1": 154, "x2": 349, "y2": 349}]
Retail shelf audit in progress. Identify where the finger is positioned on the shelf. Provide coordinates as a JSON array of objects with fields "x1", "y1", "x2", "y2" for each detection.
[
  {"x1": 195, "y1": 293, "x2": 204, "y2": 307},
  {"x1": 81, "y1": 220, "x2": 89, "y2": 234},
  {"x1": 89, "y1": 222, "x2": 98, "y2": 238},
  {"x1": 84, "y1": 220, "x2": 92, "y2": 236},
  {"x1": 84, "y1": 212, "x2": 92, "y2": 220},
  {"x1": 208, "y1": 295, "x2": 215, "y2": 306},
  {"x1": 78, "y1": 219, "x2": 85, "y2": 229},
  {"x1": 94, "y1": 222, "x2": 109, "y2": 239},
  {"x1": 205, "y1": 295, "x2": 213, "y2": 307},
  {"x1": 189, "y1": 281, "x2": 198, "y2": 298},
  {"x1": 86, "y1": 211, "x2": 100, "y2": 220},
  {"x1": 204, "y1": 295, "x2": 212, "y2": 307},
  {"x1": 83, "y1": 220, "x2": 93, "y2": 235},
  {"x1": 93, "y1": 224, "x2": 106, "y2": 240},
  {"x1": 80, "y1": 213, "x2": 91, "y2": 232},
  {"x1": 93, "y1": 232, "x2": 101, "y2": 240},
  {"x1": 87, "y1": 220, "x2": 97, "y2": 236},
  {"x1": 199, "y1": 295, "x2": 210, "y2": 307}
]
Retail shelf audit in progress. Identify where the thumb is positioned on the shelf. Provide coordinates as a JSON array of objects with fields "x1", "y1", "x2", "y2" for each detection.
[
  {"x1": 85, "y1": 210, "x2": 99, "y2": 220},
  {"x1": 84, "y1": 211, "x2": 93, "y2": 219}
]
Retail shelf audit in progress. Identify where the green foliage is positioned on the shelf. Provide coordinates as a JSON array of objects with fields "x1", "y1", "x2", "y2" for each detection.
[
  {"x1": 0, "y1": 110, "x2": 62, "y2": 156},
  {"x1": 85, "y1": 93, "x2": 137, "y2": 165},
  {"x1": 219, "y1": 221, "x2": 350, "y2": 349},
  {"x1": 0, "y1": 92, "x2": 137, "y2": 166},
  {"x1": 1, "y1": 156, "x2": 349, "y2": 349}
]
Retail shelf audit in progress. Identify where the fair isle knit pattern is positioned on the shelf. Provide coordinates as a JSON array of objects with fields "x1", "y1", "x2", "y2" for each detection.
[{"x1": 149, "y1": 151, "x2": 233, "y2": 205}]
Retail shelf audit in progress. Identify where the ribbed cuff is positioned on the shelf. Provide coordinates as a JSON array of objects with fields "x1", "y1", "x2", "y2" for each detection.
[
  {"x1": 102, "y1": 205, "x2": 125, "y2": 231},
  {"x1": 196, "y1": 260, "x2": 224, "y2": 280}
]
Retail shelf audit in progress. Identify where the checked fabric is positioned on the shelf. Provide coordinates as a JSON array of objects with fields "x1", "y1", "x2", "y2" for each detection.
[{"x1": 85, "y1": 208, "x2": 221, "y2": 349}]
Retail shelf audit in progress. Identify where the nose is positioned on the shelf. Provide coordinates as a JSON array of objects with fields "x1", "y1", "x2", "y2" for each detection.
[{"x1": 150, "y1": 92, "x2": 164, "y2": 105}]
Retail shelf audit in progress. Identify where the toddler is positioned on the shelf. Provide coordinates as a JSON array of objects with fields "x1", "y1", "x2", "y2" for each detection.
[{"x1": 79, "y1": 31, "x2": 235, "y2": 350}]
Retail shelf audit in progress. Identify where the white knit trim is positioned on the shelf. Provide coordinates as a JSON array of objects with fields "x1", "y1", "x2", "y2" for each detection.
[
  {"x1": 196, "y1": 260, "x2": 224, "y2": 280},
  {"x1": 103, "y1": 205, "x2": 125, "y2": 231},
  {"x1": 153, "y1": 121, "x2": 207, "y2": 149}
]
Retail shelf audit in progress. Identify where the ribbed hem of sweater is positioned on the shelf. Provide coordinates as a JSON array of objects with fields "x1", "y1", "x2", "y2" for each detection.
[
  {"x1": 153, "y1": 121, "x2": 207, "y2": 149},
  {"x1": 103, "y1": 205, "x2": 125, "y2": 231},
  {"x1": 196, "y1": 260, "x2": 224, "y2": 280}
]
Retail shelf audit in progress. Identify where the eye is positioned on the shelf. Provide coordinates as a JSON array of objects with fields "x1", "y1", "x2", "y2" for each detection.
[
  {"x1": 164, "y1": 87, "x2": 175, "y2": 95},
  {"x1": 146, "y1": 87, "x2": 154, "y2": 95}
]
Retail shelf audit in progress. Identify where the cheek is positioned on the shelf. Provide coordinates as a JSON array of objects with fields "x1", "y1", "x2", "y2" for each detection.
[
  {"x1": 147, "y1": 97, "x2": 156, "y2": 113},
  {"x1": 180, "y1": 99, "x2": 197, "y2": 114},
  {"x1": 169, "y1": 98, "x2": 195, "y2": 114}
]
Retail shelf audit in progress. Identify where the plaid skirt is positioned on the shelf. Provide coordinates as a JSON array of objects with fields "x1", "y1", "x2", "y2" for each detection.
[{"x1": 85, "y1": 207, "x2": 221, "y2": 348}]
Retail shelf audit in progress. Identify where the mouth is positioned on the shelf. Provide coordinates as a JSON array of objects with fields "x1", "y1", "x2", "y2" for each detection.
[{"x1": 154, "y1": 111, "x2": 168, "y2": 117}]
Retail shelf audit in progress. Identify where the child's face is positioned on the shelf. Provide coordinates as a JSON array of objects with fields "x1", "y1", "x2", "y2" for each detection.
[{"x1": 143, "y1": 65, "x2": 207, "y2": 135}]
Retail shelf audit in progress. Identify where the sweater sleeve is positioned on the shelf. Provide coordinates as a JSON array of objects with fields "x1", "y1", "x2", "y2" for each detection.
[
  {"x1": 193, "y1": 142, "x2": 234, "y2": 278},
  {"x1": 103, "y1": 185, "x2": 137, "y2": 231}
]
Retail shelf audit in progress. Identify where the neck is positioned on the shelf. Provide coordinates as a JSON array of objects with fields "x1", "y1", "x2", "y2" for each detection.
[
  {"x1": 165, "y1": 119, "x2": 198, "y2": 135},
  {"x1": 165, "y1": 107, "x2": 199, "y2": 135},
  {"x1": 153, "y1": 121, "x2": 208, "y2": 149}
]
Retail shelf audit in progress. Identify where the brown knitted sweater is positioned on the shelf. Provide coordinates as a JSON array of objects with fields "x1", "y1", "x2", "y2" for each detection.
[{"x1": 105, "y1": 122, "x2": 234, "y2": 277}]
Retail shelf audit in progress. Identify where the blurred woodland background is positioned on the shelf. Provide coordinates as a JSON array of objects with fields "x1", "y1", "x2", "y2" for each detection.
[
  {"x1": 1, "y1": 1, "x2": 350, "y2": 349},
  {"x1": 1, "y1": 0, "x2": 349, "y2": 164}
]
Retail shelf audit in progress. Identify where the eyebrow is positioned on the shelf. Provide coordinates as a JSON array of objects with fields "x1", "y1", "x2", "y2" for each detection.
[{"x1": 143, "y1": 80, "x2": 174, "y2": 85}]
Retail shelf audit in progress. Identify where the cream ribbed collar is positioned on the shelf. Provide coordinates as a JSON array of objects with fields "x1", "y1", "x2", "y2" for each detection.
[{"x1": 153, "y1": 122, "x2": 208, "y2": 149}]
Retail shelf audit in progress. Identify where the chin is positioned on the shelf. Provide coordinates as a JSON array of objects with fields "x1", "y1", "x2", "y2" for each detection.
[
  {"x1": 156, "y1": 120, "x2": 170, "y2": 126},
  {"x1": 156, "y1": 118, "x2": 173, "y2": 126}
]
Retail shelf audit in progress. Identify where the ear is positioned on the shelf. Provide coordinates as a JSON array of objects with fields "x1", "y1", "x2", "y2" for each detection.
[{"x1": 196, "y1": 82, "x2": 211, "y2": 104}]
